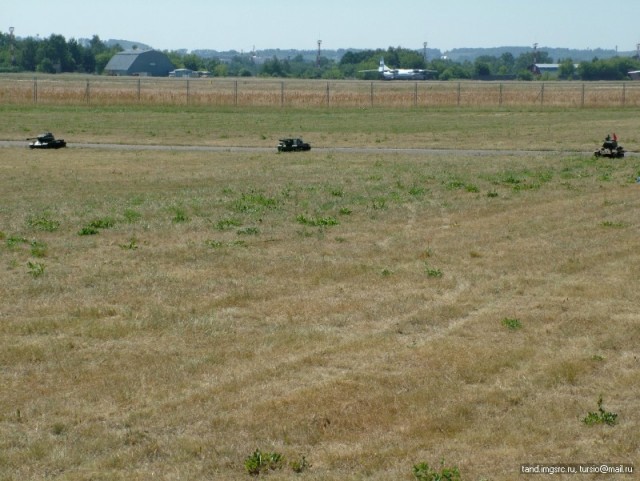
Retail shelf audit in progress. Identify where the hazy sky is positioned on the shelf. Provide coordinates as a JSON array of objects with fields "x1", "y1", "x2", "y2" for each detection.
[{"x1": 5, "y1": 0, "x2": 640, "y2": 53}]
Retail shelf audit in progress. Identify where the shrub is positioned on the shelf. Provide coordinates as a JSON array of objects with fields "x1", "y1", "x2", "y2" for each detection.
[
  {"x1": 215, "y1": 218, "x2": 242, "y2": 230},
  {"x1": 296, "y1": 214, "x2": 339, "y2": 227},
  {"x1": 27, "y1": 214, "x2": 60, "y2": 232},
  {"x1": 79, "y1": 216, "x2": 116, "y2": 235},
  {"x1": 425, "y1": 264, "x2": 443, "y2": 278},
  {"x1": 409, "y1": 185, "x2": 426, "y2": 197},
  {"x1": 30, "y1": 240, "x2": 48, "y2": 257},
  {"x1": 413, "y1": 460, "x2": 462, "y2": 481},
  {"x1": 502, "y1": 317, "x2": 522, "y2": 330},
  {"x1": 27, "y1": 261, "x2": 45, "y2": 278},
  {"x1": 123, "y1": 208, "x2": 142, "y2": 223},
  {"x1": 234, "y1": 191, "x2": 278, "y2": 214},
  {"x1": 171, "y1": 207, "x2": 189, "y2": 223},
  {"x1": 289, "y1": 455, "x2": 310, "y2": 473},
  {"x1": 78, "y1": 226, "x2": 99, "y2": 236},
  {"x1": 89, "y1": 217, "x2": 116, "y2": 229},
  {"x1": 583, "y1": 396, "x2": 617, "y2": 426},
  {"x1": 120, "y1": 238, "x2": 138, "y2": 250},
  {"x1": 6, "y1": 236, "x2": 28, "y2": 248},
  {"x1": 244, "y1": 449, "x2": 284, "y2": 476}
]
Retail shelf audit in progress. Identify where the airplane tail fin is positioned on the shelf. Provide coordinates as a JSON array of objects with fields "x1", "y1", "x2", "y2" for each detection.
[{"x1": 378, "y1": 58, "x2": 387, "y2": 72}]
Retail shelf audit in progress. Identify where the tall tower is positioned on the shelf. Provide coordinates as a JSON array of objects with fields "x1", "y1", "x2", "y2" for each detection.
[
  {"x1": 9, "y1": 27, "x2": 15, "y2": 66},
  {"x1": 317, "y1": 40, "x2": 322, "y2": 67}
]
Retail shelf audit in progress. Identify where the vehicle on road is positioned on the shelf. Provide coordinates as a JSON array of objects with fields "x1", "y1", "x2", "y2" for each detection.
[
  {"x1": 28, "y1": 132, "x2": 67, "y2": 149},
  {"x1": 594, "y1": 134, "x2": 624, "y2": 158},
  {"x1": 277, "y1": 138, "x2": 311, "y2": 152}
]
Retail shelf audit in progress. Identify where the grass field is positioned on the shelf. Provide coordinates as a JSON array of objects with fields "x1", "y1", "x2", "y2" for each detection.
[
  {"x1": 3, "y1": 75, "x2": 640, "y2": 109},
  {"x1": 1, "y1": 105, "x2": 639, "y2": 480}
]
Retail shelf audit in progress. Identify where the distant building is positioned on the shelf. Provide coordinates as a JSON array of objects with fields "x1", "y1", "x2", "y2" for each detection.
[
  {"x1": 530, "y1": 63, "x2": 579, "y2": 76},
  {"x1": 104, "y1": 49, "x2": 175, "y2": 77},
  {"x1": 169, "y1": 68, "x2": 197, "y2": 78}
]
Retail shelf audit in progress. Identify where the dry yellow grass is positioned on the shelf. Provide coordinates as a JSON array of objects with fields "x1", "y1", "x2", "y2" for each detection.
[
  {"x1": 3, "y1": 74, "x2": 640, "y2": 108},
  {"x1": 1, "y1": 114, "x2": 639, "y2": 480}
]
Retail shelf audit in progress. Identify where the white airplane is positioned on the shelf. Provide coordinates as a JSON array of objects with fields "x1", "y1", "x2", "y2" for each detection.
[{"x1": 360, "y1": 58, "x2": 436, "y2": 80}]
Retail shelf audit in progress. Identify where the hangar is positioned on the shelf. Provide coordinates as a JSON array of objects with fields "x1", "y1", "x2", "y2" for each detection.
[{"x1": 104, "y1": 49, "x2": 175, "y2": 77}]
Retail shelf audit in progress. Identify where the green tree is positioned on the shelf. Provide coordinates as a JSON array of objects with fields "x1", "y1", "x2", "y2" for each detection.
[
  {"x1": 19, "y1": 37, "x2": 39, "y2": 71},
  {"x1": 558, "y1": 58, "x2": 576, "y2": 79},
  {"x1": 500, "y1": 52, "x2": 515, "y2": 72},
  {"x1": 213, "y1": 63, "x2": 228, "y2": 77},
  {"x1": 42, "y1": 34, "x2": 73, "y2": 72},
  {"x1": 37, "y1": 57, "x2": 56, "y2": 74},
  {"x1": 578, "y1": 57, "x2": 640, "y2": 80},
  {"x1": 474, "y1": 61, "x2": 491, "y2": 77}
]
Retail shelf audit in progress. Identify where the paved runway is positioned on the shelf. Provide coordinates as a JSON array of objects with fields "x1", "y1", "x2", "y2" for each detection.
[{"x1": 1, "y1": 140, "x2": 634, "y2": 157}]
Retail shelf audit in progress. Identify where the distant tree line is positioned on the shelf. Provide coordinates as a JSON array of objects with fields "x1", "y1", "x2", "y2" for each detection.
[
  {"x1": 1, "y1": 33, "x2": 639, "y2": 81},
  {"x1": 0, "y1": 34, "x2": 121, "y2": 74}
]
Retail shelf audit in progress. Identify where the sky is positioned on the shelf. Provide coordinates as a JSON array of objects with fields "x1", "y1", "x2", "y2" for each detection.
[{"x1": 5, "y1": 0, "x2": 640, "y2": 54}]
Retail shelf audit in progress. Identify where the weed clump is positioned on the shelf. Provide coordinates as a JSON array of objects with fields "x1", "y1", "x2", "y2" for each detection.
[
  {"x1": 27, "y1": 214, "x2": 60, "y2": 232},
  {"x1": 243, "y1": 449, "x2": 310, "y2": 476},
  {"x1": 296, "y1": 214, "x2": 339, "y2": 227},
  {"x1": 78, "y1": 217, "x2": 116, "y2": 235},
  {"x1": 27, "y1": 261, "x2": 45, "y2": 278},
  {"x1": 413, "y1": 460, "x2": 461, "y2": 481},
  {"x1": 244, "y1": 449, "x2": 284, "y2": 476},
  {"x1": 583, "y1": 396, "x2": 617, "y2": 426},
  {"x1": 502, "y1": 317, "x2": 522, "y2": 330}
]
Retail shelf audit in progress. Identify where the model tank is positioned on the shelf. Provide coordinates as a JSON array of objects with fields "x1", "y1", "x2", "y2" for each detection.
[{"x1": 28, "y1": 132, "x2": 67, "y2": 149}]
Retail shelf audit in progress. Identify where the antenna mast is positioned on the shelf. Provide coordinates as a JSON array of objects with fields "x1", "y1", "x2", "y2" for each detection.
[
  {"x1": 317, "y1": 39, "x2": 322, "y2": 67},
  {"x1": 9, "y1": 27, "x2": 15, "y2": 66}
]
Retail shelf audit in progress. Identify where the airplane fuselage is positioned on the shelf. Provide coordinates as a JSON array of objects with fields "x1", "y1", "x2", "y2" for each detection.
[
  {"x1": 359, "y1": 58, "x2": 435, "y2": 80},
  {"x1": 382, "y1": 69, "x2": 428, "y2": 80}
]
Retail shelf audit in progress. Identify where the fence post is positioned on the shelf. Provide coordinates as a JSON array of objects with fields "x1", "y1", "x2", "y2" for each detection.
[
  {"x1": 457, "y1": 83, "x2": 461, "y2": 106},
  {"x1": 370, "y1": 82, "x2": 374, "y2": 107},
  {"x1": 137, "y1": 78, "x2": 141, "y2": 102},
  {"x1": 33, "y1": 77, "x2": 37, "y2": 103},
  {"x1": 414, "y1": 82, "x2": 418, "y2": 107},
  {"x1": 85, "y1": 79, "x2": 90, "y2": 104},
  {"x1": 540, "y1": 83, "x2": 544, "y2": 106},
  {"x1": 186, "y1": 79, "x2": 190, "y2": 105},
  {"x1": 281, "y1": 81, "x2": 284, "y2": 107},
  {"x1": 499, "y1": 83, "x2": 503, "y2": 107},
  {"x1": 326, "y1": 81, "x2": 330, "y2": 107},
  {"x1": 581, "y1": 83, "x2": 585, "y2": 108},
  {"x1": 234, "y1": 80, "x2": 238, "y2": 106},
  {"x1": 622, "y1": 83, "x2": 626, "y2": 107}
]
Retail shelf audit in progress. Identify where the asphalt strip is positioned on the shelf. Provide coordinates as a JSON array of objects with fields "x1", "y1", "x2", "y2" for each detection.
[{"x1": 0, "y1": 140, "x2": 633, "y2": 157}]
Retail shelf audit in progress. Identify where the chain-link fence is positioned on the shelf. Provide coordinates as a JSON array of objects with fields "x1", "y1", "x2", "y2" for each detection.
[{"x1": 2, "y1": 76, "x2": 640, "y2": 108}]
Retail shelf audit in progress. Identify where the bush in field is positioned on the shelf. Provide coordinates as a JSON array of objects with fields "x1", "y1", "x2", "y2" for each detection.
[
  {"x1": 78, "y1": 217, "x2": 116, "y2": 235},
  {"x1": 244, "y1": 449, "x2": 284, "y2": 476},
  {"x1": 296, "y1": 214, "x2": 339, "y2": 227},
  {"x1": 27, "y1": 261, "x2": 45, "y2": 278},
  {"x1": 583, "y1": 396, "x2": 617, "y2": 426},
  {"x1": 27, "y1": 213, "x2": 60, "y2": 232},
  {"x1": 413, "y1": 460, "x2": 462, "y2": 481},
  {"x1": 502, "y1": 317, "x2": 522, "y2": 330}
]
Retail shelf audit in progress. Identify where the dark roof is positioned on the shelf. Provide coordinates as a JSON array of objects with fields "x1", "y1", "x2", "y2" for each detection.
[
  {"x1": 104, "y1": 50, "x2": 175, "y2": 76},
  {"x1": 104, "y1": 50, "x2": 140, "y2": 71}
]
